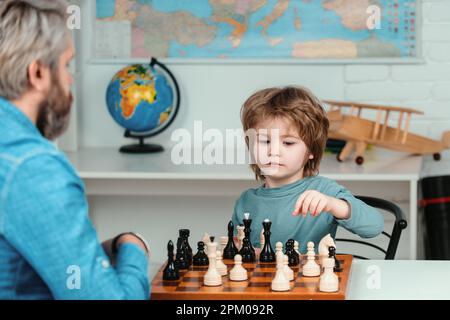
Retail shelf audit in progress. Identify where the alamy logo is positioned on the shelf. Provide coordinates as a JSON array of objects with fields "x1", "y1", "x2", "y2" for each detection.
[
  {"x1": 366, "y1": 265, "x2": 381, "y2": 289},
  {"x1": 67, "y1": 5, "x2": 81, "y2": 30},
  {"x1": 366, "y1": 5, "x2": 381, "y2": 30},
  {"x1": 66, "y1": 265, "x2": 81, "y2": 290}
]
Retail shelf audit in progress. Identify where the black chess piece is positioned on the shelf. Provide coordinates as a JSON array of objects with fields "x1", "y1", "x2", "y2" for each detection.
[
  {"x1": 193, "y1": 241, "x2": 209, "y2": 266},
  {"x1": 328, "y1": 246, "x2": 342, "y2": 272},
  {"x1": 179, "y1": 229, "x2": 193, "y2": 265},
  {"x1": 239, "y1": 215, "x2": 255, "y2": 262},
  {"x1": 163, "y1": 240, "x2": 179, "y2": 280},
  {"x1": 175, "y1": 237, "x2": 189, "y2": 270},
  {"x1": 285, "y1": 239, "x2": 299, "y2": 267},
  {"x1": 259, "y1": 220, "x2": 276, "y2": 262},
  {"x1": 223, "y1": 221, "x2": 238, "y2": 259}
]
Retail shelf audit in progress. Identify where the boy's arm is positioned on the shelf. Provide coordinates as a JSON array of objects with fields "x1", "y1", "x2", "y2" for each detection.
[{"x1": 333, "y1": 187, "x2": 384, "y2": 238}]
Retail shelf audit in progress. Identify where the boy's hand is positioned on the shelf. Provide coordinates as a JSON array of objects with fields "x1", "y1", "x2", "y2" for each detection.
[{"x1": 292, "y1": 190, "x2": 351, "y2": 219}]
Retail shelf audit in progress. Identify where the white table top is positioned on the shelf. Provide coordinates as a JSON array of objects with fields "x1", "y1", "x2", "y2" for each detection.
[
  {"x1": 347, "y1": 260, "x2": 450, "y2": 300},
  {"x1": 148, "y1": 259, "x2": 450, "y2": 300},
  {"x1": 65, "y1": 147, "x2": 423, "y2": 181}
]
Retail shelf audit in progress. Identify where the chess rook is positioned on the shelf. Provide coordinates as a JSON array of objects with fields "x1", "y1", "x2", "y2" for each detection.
[
  {"x1": 179, "y1": 229, "x2": 193, "y2": 266},
  {"x1": 175, "y1": 236, "x2": 189, "y2": 270}
]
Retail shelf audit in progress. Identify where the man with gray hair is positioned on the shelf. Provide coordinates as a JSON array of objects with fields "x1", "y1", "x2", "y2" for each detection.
[{"x1": 0, "y1": 0, "x2": 151, "y2": 299}]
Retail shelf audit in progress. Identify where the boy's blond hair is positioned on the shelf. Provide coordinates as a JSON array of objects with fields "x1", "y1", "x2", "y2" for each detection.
[{"x1": 241, "y1": 86, "x2": 329, "y2": 180}]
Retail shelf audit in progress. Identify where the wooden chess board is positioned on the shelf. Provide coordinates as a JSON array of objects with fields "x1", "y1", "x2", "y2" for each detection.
[{"x1": 151, "y1": 254, "x2": 353, "y2": 300}]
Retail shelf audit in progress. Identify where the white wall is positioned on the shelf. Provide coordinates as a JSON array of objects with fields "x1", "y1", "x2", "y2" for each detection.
[
  {"x1": 68, "y1": 0, "x2": 450, "y2": 267},
  {"x1": 71, "y1": 0, "x2": 450, "y2": 150}
]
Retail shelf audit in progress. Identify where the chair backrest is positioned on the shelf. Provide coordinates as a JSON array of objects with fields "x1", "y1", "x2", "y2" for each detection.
[{"x1": 336, "y1": 195, "x2": 408, "y2": 260}]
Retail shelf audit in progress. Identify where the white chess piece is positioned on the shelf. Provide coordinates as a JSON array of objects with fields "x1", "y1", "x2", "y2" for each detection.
[
  {"x1": 229, "y1": 254, "x2": 248, "y2": 281},
  {"x1": 302, "y1": 242, "x2": 321, "y2": 277},
  {"x1": 220, "y1": 236, "x2": 228, "y2": 253},
  {"x1": 260, "y1": 228, "x2": 265, "y2": 249},
  {"x1": 294, "y1": 241, "x2": 300, "y2": 255},
  {"x1": 318, "y1": 234, "x2": 336, "y2": 257},
  {"x1": 275, "y1": 242, "x2": 283, "y2": 256},
  {"x1": 271, "y1": 253, "x2": 290, "y2": 291},
  {"x1": 319, "y1": 258, "x2": 339, "y2": 292},
  {"x1": 202, "y1": 232, "x2": 211, "y2": 254},
  {"x1": 283, "y1": 255, "x2": 294, "y2": 281},
  {"x1": 216, "y1": 250, "x2": 228, "y2": 276},
  {"x1": 236, "y1": 225, "x2": 245, "y2": 251},
  {"x1": 204, "y1": 242, "x2": 222, "y2": 286}
]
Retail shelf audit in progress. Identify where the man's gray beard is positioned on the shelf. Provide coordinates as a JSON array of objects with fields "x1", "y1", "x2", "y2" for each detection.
[{"x1": 36, "y1": 75, "x2": 73, "y2": 141}]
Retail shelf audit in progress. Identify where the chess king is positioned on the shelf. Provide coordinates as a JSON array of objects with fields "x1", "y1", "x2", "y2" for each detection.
[{"x1": 231, "y1": 86, "x2": 384, "y2": 253}]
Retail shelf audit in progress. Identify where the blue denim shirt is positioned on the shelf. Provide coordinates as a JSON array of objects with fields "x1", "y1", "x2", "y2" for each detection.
[{"x1": 0, "y1": 97, "x2": 150, "y2": 299}]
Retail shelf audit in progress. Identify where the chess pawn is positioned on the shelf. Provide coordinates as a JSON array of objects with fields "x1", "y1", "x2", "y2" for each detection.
[
  {"x1": 275, "y1": 242, "x2": 283, "y2": 256},
  {"x1": 302, "y1": 242, "x2": 320, "y2": 277},
  {"x1": 204, "y1": 242, "x2": 222, "y2": 286},
  {"x1": 271, "y1": 255, "x2": 290, "y2": 292},
  {"x1": 236, "y1": 225, "x2": 245, "y2": 251},
  {"x1": 285, "y1": 239, "x2": 299, "y2": 266},
  {"x1": 283, "y1": 255, "x2": 294, "y2": 281},
  {"x1": 193, "y1": 241, "x2": 209, "y2": 266},
  {"x1": 229, "y1": 254, "x2": 248, "y2": 281},
  {"x1": 220, "y1": 236, "x2": 228, "y2": 253},
  {"x1": 260, "y1": 228, "x2": 265, "y2": 249},
  {"x1": 202, "y1": 232, "x2": 211, "y2": 254},
  {"x1": 294, "y1": 241, "x2": 300, "y2": 255},
  {"x1": 328, "y1": 246, "x2": 342, "y2": 272},
  {"x1": 216, "y1": 250, "x2": 228, "y2": 276},
  {"x1": 319, "y1": 258, "x2": 339, "y2": 292},
  {"x1": 163, "y1": 240, "x2": 179, "y2": 280}
]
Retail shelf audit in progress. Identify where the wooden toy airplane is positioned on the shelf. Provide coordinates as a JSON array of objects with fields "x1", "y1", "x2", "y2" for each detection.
[{"x1": 323, "y1": 100, "x2": 450, "y2": 165}]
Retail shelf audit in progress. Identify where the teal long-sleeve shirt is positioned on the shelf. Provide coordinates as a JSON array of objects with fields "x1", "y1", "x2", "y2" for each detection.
[{"x1": 232, "y1": 175, "x2": 384, "y2": 253}]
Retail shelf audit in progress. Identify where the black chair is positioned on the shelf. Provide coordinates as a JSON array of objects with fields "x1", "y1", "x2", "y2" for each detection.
[{"x1": 336, "y1": 195, "x2": 408, "y2": 260}]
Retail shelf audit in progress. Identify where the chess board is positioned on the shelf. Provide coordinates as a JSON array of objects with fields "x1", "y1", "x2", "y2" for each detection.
[{"x1": 151, "y1": 254, "x2": 353, "y2": 300}]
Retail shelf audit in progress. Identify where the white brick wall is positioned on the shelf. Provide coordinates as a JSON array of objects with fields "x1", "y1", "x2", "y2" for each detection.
[{"x1": 343, "y1": 0, "x2": 450, "y2": 141}]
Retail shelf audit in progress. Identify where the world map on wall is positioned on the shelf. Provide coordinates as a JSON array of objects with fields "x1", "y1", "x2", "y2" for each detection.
[{"x1": 95, "y1": 0, "x2": 417, "y2": 59}]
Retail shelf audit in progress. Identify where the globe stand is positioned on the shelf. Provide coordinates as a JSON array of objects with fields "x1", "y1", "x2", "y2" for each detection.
[{"x1": 119, "y1": 130, "x2": 164, "y2": 154}]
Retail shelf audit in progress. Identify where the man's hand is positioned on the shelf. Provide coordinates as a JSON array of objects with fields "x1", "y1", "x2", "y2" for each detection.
[
  {"x1": 116, "y1": 234, "x2": 149, "y2": 256},
  {"x1": 292, "y1": 190, "x2": 351, "y2": 220}
]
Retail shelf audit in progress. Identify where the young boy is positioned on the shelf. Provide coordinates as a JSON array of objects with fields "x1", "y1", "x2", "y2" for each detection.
[{"x1": 232, "y1": 86, "x2": 384, "y2": 253}]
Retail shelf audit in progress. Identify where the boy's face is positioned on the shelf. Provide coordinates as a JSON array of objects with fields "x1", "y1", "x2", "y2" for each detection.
[{"x1": 252, "y1": 117, "x2": 312, "y2": 186}]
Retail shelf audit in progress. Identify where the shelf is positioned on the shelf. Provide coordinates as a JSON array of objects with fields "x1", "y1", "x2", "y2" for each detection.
[{"x1": 64, "y1": 147, "x2": 423, "y2": 182}]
